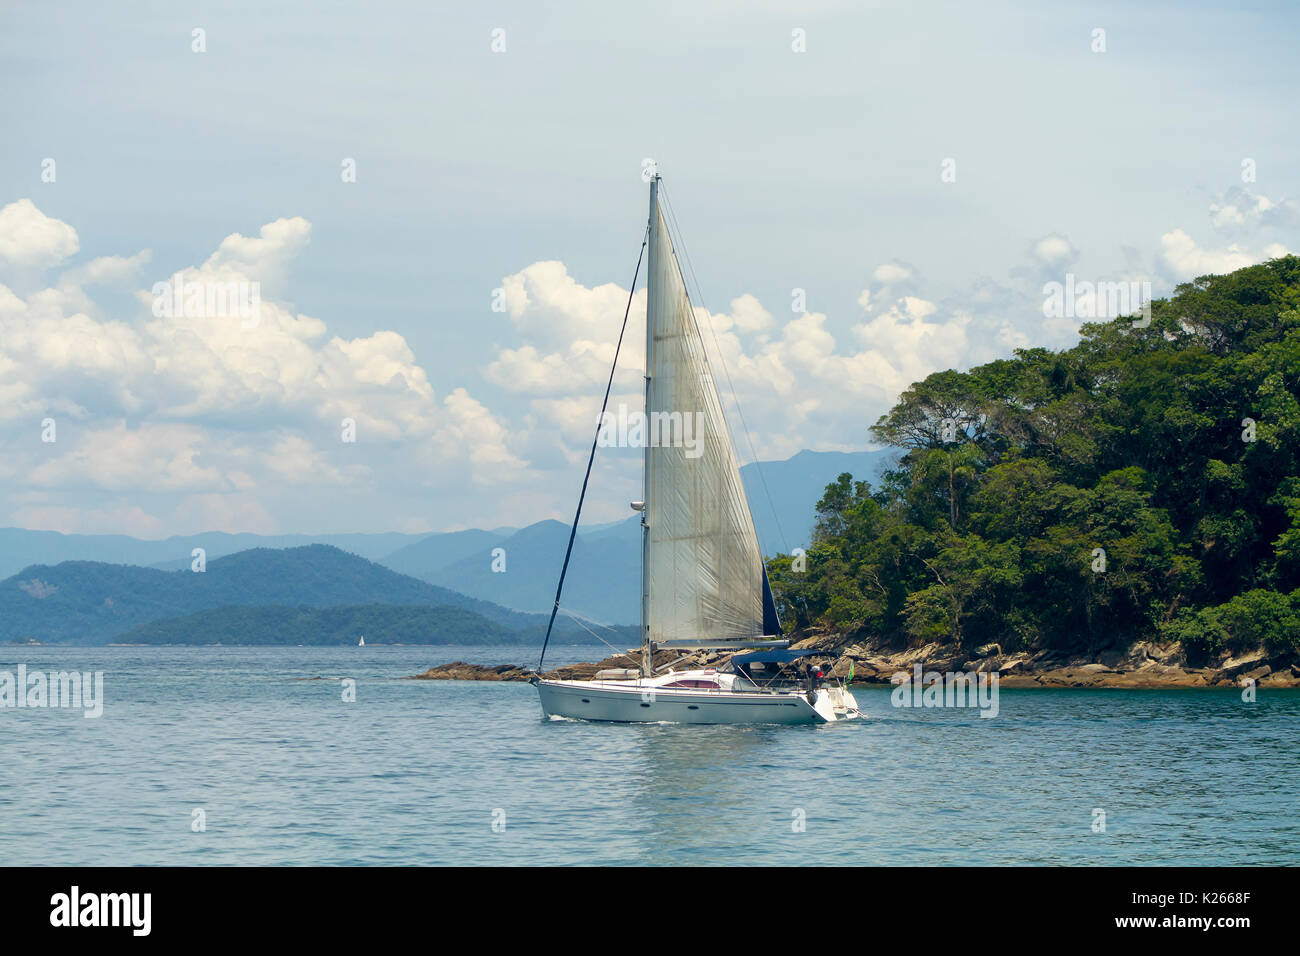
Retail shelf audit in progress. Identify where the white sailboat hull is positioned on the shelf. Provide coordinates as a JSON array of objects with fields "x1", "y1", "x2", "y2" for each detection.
[{"x1": 536, "y1": 677, "x2": 841, "y2": 725}]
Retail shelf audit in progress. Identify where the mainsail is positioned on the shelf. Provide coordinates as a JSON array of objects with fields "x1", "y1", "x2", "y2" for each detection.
[{"x1": 643, "y1": 181, "x2": 770, "y2": 644}]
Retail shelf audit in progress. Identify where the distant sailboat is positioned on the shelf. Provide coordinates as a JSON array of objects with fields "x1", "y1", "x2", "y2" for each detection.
[
  {"x1": 533, "y1": 176, "x2": 859, "y2": 724},
  {"x1": 358, "y1": 636, "x2": 365, "y2": 647}
]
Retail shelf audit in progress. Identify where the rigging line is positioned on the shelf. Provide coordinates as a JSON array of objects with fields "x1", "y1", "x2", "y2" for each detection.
[
  {"x1": 658, "y1": 180, "x2": 791, "y2": 558},
  {"x1": 537, "y1": 224, "x2": 649, "y2": 675},
  {"x1": 559, "y1": 605, "x2": 625, "y2": 634},
  {"x1": 559, "y1": 609, "x2": 630, "y2": 658}
]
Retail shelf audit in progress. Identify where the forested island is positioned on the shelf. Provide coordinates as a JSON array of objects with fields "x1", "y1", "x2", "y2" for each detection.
[
  {"x1": 0, "y1": 545, "x2": 623, "y2": 646},
  {"x1": 765, "y1": 256, "x2": 1300, "y2": 686}
]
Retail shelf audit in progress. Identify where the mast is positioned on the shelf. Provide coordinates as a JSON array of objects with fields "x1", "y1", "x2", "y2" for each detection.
[{"x1": 641, "y1": 175, "x2": 659, "y2": 678}]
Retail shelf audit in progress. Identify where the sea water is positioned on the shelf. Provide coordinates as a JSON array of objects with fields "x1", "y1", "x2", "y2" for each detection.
[{"x1": 1, "y1": 645, "x2": 1296, "y2": 865}]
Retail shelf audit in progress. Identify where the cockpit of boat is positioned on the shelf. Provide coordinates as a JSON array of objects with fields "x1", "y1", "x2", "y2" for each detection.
[{"x1": 727, "y1": 648, "x2": 829, "y2": 689}]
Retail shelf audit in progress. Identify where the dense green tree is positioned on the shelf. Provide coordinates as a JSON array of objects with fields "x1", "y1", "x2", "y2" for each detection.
[{"x1": 769, "y1": 256, "x2": 1300, "y2": 657}]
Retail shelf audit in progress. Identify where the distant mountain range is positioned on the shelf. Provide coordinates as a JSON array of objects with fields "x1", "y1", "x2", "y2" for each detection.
[
  {"x1": 397, "y1": 448, "x2": 895, "y2": 622},
  {"x1": 0, "y1": 447, "x2": 893, "y2": 631},
  {"x1": 0, "y1": 545, "x2": 625, "y2": 645},
  {"x1": 413, "y1": 517, "x2": 642, "y2": 627},
  {"x1": 743, "y1": 449, "x2": 896, "y2": 552},
  {"x1": 0, "y1": 528, "x2": 432, "y2": 579}
]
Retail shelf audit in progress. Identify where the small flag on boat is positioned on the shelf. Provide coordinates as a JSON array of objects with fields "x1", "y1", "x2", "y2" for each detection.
[{"x1": 847, "y1": 660, "x2": 855, "y2": 682}]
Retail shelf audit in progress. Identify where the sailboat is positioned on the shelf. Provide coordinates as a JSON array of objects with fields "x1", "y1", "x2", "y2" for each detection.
[
  {"x1": 358, "y1": 636, "x2": 365, "y2": 646},
  {"x1": 533, "y1": 176, "x2": 859, "y2": 724}
]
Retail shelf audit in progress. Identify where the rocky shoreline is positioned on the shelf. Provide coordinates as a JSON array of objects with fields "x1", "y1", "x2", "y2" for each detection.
[
  {"x1": 408, "y1": 648, "x2": 689, "y2": 683},
  {"x1": 803, "y1": 633, "x2": 1299, "y2": 689},
  {"x1": 409, "y1": 634, "x2": 1300, "y2": 689}
]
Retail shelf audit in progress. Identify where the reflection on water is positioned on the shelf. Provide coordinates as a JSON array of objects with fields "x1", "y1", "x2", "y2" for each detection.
[{"x1": 631, "y1": 724, "x2": 786, "y2": 862}]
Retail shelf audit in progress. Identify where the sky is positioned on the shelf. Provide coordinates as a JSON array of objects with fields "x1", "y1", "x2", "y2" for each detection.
[{"x1": 1, "y1": 0, "x2": 1297, "y2": 539}]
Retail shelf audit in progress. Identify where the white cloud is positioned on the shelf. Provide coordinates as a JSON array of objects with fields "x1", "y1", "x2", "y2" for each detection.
[
  {"x1": 500, "y1": 260, "x2": 643, "y2": 346},
  {"x1": 482, "y1": 260, "x2": 978, "y2": 464},
  {"x1": 433, "y1": 387, "x2": 529, "y2": 482},
  {"x1": 6, "y1": 186, "x2": 1293, "y2": 537},
  {"x1": 10, "y1": 503, "x2": 167, "y2": 538},
  {"x1": 61, "y1": 250, "x2": 152, "y2": 287},
  {"x1": 201, "y1": 216, "x2": 311, "y2": 293},
  {"x1": 852, "y1": 296, "x2": 970, "y2": 396},
  {"x1": 1031, "y1": 233, "x2": 1079, "y2": 268},
  {"x1": 0, "y1": 199, "x2": 79, "y2": 270},
  {"x1": 479, "y1": 197, "x2": 1293, "y2": 475},
  {"x1": 487, "y1": 260, "x2": 645, "y2": 397},
  {"x1": 872, "y1": 261, "x2": 913, "y2": 284},
  {"x1": 1157, "y1": 228, "x2": 1289, "y2": 281},
  {"x1": 1209, "y1": 186, "x2": 1300, "y2": 233},
  {"x1": 712, "y1": 293, "x2": 774, "y2": 334},
  {"x1": 27, "y1": 421, "x2": 223, "y2": 493},
  {"x1": 0, "y1": 203, "x2": 525, "y2": 534}
]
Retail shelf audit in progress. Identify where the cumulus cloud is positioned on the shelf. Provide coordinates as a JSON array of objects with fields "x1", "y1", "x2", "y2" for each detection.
[
  {"x1": 5, "y1": 181, "x2": 1294, "y2": 537},
  {"x1": 1030, "y1": 233, "x2": 1079, "y2": 269},
  {"x1": 482, "y1": 256, "x2": 992, "y2": 464},
  {"x1": 0, "y1": 201, "x2": 526, "y2": 535},
  {"x1": 486, "y1": 260, "x2": 645, "y2": 396},
  {"x1": 60, "y1": 250, "x2": 152, "y2": 287},
  {"x1": 1209, "y1": 186, "x2": 1300, "y2": 233},
  {"x1": 434, "y1": 387, "x2": 528, "y2": 480},
  {"x1": 1157, "y1": 228, "x2": 1289, "y2": 281},
  {"x1": 713, "y1": 293, "x2": 774, "y2": 334},
  {"x1": 27, "y1": 421, "x2": 223, "y2": 493},
  {"x1": 854, "y1": 295, "x2": 967, "y2": 381},
  {"x1": 10, "y1": 503, "x2": 167, "y2": 538},
  {"x1": 201, "y1": 216, "x2": 312, "y2": 293},
  {"x1": 0, "y1": 199, "x2": 79, "y2": 271},
  {"x1": 1147, "y1": 187, "x2": 1297, "y2": 281},
  {"x1": 479, "y1": 188, "x2": 1295, "y2": 480},
  {"x1": 873, "y1": 261, "x2": 913, "y2": 285}
]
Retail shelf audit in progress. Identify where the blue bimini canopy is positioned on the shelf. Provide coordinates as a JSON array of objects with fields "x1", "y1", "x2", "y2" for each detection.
[{"x1": 731, "y1": 648, "x2": 824, "y2": 668}]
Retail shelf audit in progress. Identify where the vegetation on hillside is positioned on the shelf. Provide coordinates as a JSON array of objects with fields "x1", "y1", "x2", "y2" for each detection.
[{"x1": 768, "y1": 256, "x2": 1300, "y2": 660}]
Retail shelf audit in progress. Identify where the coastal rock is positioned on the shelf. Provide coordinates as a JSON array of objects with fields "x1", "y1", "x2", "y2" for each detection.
[
  {"x1": 407, "y1": 634, "x2": 1300, "y2": 689},
  {"x1": 1222, "y1": 650, "x2": 1268, "y2": 675},
  {"x1": 409, "y1": 661, "x2": 534, "y2": 682},
  {"x1": 1075, "y1": 663, "x2": 1115, "y2": 674},
  {"x1": 408, "y1": 648, "x2": 701, "y2": 683},
  {"x1": 1240, "y1": 664, "x2": 1272, "y2": 682},
  {"x1": 1111, "y1": 641, "x2": 1186, "y2": 671},
  {"x1": 1098, "y1": 648, "x2": 1133, "y2": 669},
  {"x1": 925, "y1": 644, "x2": 967, "y2": 671},
  {"x1": 834, "y1": 656, "x2": 890, "y2": 683}
]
